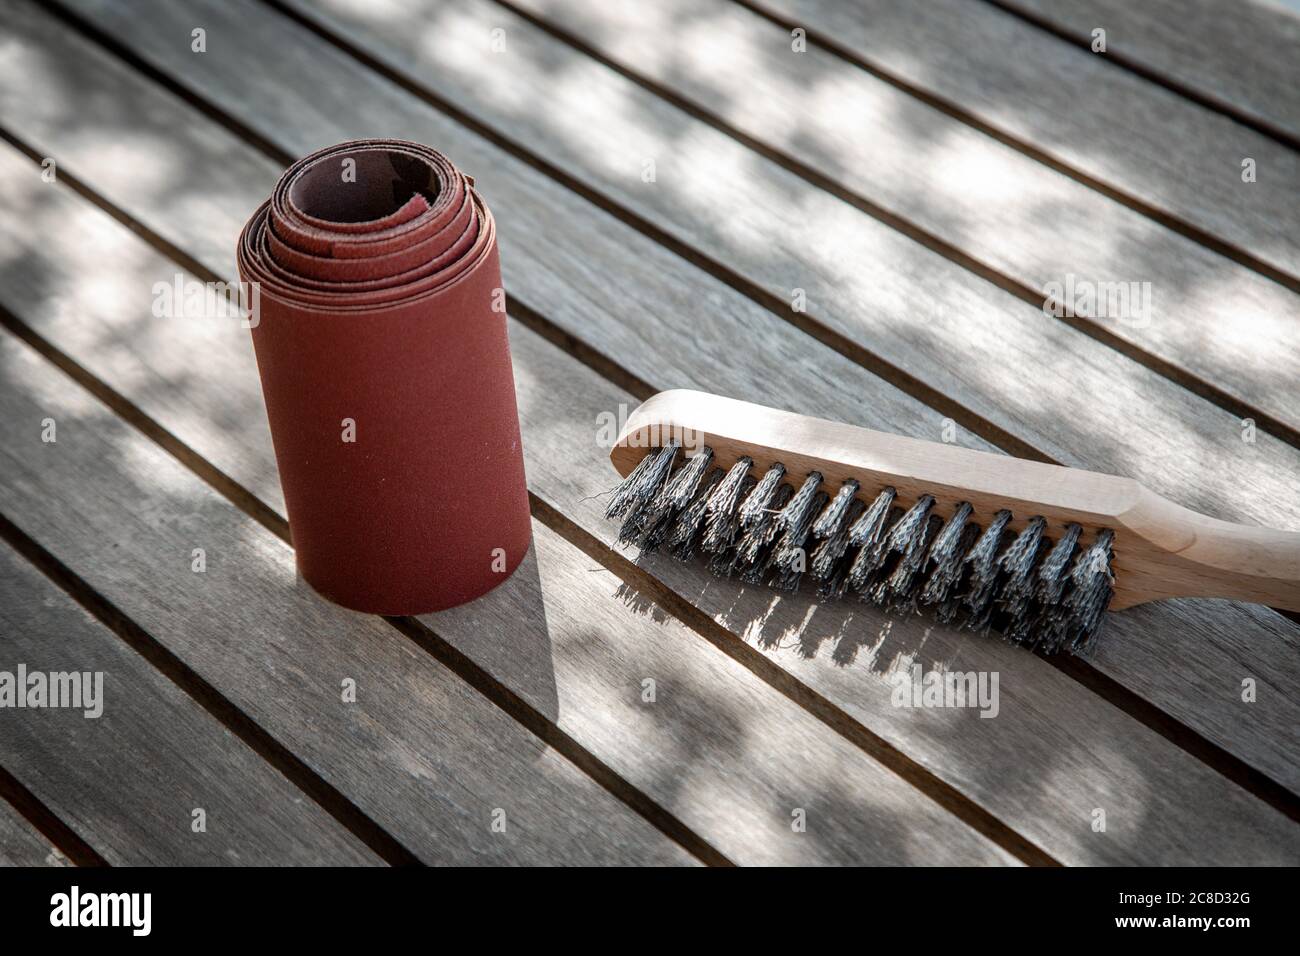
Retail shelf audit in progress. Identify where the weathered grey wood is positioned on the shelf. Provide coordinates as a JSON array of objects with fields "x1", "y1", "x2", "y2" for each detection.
[
  {"x1": 510, "y1": 320, "x2": 1300, "y2": 865},
  {"x1": 0, "y1": 543, "x2": 380, "y2": 865},
  {"x1": 509, "y1": 0, "x2": 1300, "y2": 440},
  {"x1": 250, "y1": 0, "x2": 1300, "y2": 544},
  {"x1": 0, "y1": 339, "x2": 693, "y2": 866},
  {"x1": 5, "y1": 178, "x2": 1295, "y2": 869},
  {"x1": 1001, "y1": 0, "x2": 1300, "y2": 143},
  {"x1": 67, "y1": 0, "x2": 1299, "y2": 795},
  {"x1": 13, "y1": 0, "x2": 1300, "y2": 849},
  {"x1": 758, "y1": 0, "x2": 1300, "y2": 279},
  {"x1": 27, "y1": 0, "x2": 989, "y2": 471},
  {"x1": 1, "y1": 52, "x2": 1296, "y2": 866},
  {"x1": 0, "y1": 801, "x2": 66, "y2": 866},
  {"x1": 428, "y1": 522, "x2": 1014, "y2": 864},
  {"x1": 0, "y1": 17, "x2": 1007, "y2": 868}
]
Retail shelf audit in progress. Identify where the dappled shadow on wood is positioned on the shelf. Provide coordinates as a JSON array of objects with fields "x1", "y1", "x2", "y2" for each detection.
[
  {"x1": 421, "y1": 538, "x2": 562, "y2": 727},
  {"x1": 615, "y1": 552, "x2": 954, "y2": 682}
]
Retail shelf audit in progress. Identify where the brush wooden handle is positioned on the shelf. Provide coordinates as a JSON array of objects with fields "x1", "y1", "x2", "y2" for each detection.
[{"x1": 611, "y1": 390, "x2": 1300, "y2": 613}]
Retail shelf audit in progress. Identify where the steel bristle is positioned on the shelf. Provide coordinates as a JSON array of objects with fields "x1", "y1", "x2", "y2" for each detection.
[
  {"x1": 634, "y1": 447, "x2": 715, "y2": 552},
  {"x1": 1059, "y1": 529, "x2": 1115, "y2": 655},
  {"x1": 811, "y1": 498, "x2": 865, "y2": 582},
  {"x1": 770, "y1": 489, "x2": 829, "y2": 591},
  {"x1": 881, "y1": 514, "x2": 943, "y2": 609},
  {"x1": 958, "y1": 509, "x2": 1013, "y2": 631},
  {"x1": 811, "y1": 480, "x2": 859, "y2": 539},
  {"x1": 917, "y1": 502, "x2": 974, "y2": 608},
  {"x1": 706, "y1": 476, "x2": 757, "y2": 580},
  {"x1": 847, "y1": 487, "x2": 896, "y2": 547},
  {"x1": 777, "y1": 472, "x2": 824, "y2": 533},
  {"x1": 614, "y1": 442, "x2": 681, "y2": 546},
  {"x1": 606, "y1": 440, "x2": 676, "y2": 520},
  {"x1": 933, "y1": 524, "x2": 981, "y2": 624},
  {"x1": 736, "y1": 482, "x2": 794, "y2": 584},
  {"x1": 997, "y1": 517, "x2": 1047, "y2": 617},
  {"x1": 666, "y1": 467, "x2": 723, "y2": 562},
  {"x1": 844, "y1": 488, "x2": 899, "y2": 592},
  {"x1": 608, "y1": 449, "x2": 1116, "y2": 654},
  {"x1": 701, "y1": 458, "x2": 754, "y2": 553},
  {"x1": 865, "y1": 496, "x2": 937, "y2": 607},
  {"x1": 739, "y1": 463, "x2": 786, "y2": 528},
  {"x1": 735, "y1": 482, "x2": 793, "y2": 577}
]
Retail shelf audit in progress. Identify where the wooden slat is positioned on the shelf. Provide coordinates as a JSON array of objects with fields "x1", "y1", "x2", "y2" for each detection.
[
  {"x1": 754, "y1": 0, "x2": 1300, "y2": 280},
  {"x1": 0, "y1": 543, "x2": 380, "y2": 865},
  {"x1": 4, "y1": 4, "x2": 1298, "y2": 862},
  {"x1": 0, "y1": 344, "x2": 692, "y2": 867},
  {"x1": 31, "y1": 0, "x2": 989, "y2": 472},
  {"x1": 510, "y1": 326, "x2": 1300, "y2": 866},
  {"x1": 997, "y1": 0, "x2": 1300, "y2": 144},
  {"x1": 506, "y1": 0, "x2": 1300, "y2": 444},
  {"x1": 0, "y1": 20, "x2": 1010, "y2": 870},
  {"x1": 95, "y1": 0, "x2": 1300, "y2": 797},
  {"x1": 8, "y1": 191, "x2": 1296, "y2": 870},
  {"x1": 0, "y1": 801, "x2": 66, "y2": 866},
  {"x1": 252, "y1": 0, "x2": 1300, "y2": 541},
  {"x1": 432, "y1": 523, "x2": 1015, "y2": 864}
]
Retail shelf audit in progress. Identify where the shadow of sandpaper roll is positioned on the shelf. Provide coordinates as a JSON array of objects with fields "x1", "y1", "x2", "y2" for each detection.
[{"x1": 237, "y1": 139, "x2": 531, "y2": 614}]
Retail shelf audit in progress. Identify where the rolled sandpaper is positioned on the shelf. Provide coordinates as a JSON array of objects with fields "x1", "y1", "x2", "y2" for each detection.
[{"x1": 237, "y1": 139, "x2": 531, "y2": 614}]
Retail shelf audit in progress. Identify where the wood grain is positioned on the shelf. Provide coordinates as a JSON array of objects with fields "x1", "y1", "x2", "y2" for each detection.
[
  {"x1": 506, "y1": 0, "x2": 1300, "y2": 443},
  {"x1": 0, "y1": 800, "x2": 66, "y2": 867},
  {"x1": 0, "y1": 337, "x2": 693, "y2": 866},
  {"x1": 0, "y1": 17, "x2": 1008, "y2": 869},
  {"x1": 426, "y1": 520, "x2": 1015, "y2": 864},
  {"x1": 508, "y1": 317, "x2": 1300, "y2": 865},
  {"x1": 755, "y1": 0, "x2": 1300, "y2": 279},
  {"x1": 76, "y1": 0, "x2": 1300, "y2": 793},
  {"x1": 9, "y1": 0, "x2": 1300, "y2": 859},
  {"x1": 253, "y1": 0, "x2": 1300, "y2": 544},
  {"x1": 0, "y1": 113, "x2": 1295, "y2": 869},
  {"x1": 5, "y1": 192, "x2": 1296, "y2": 870},
  {"x1": 0, "y1": 542, "x2": 380, "y2": 865},
  {"x1": 997, "y1": 0, "x2": 1300, "y2": 144}
]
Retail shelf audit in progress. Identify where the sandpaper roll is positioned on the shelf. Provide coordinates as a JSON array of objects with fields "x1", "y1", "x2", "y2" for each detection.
[{"x1": 237, "y1": 140, "x2": 531, "y2": 614}]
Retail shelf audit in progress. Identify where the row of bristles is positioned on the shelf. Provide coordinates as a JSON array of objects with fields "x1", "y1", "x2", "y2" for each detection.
[{"x1": 606, "y1": 442, "x2": 1116, "y2": 654}]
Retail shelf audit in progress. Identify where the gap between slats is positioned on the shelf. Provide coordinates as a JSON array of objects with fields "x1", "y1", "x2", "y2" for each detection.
[
  {"x1": 48, "y1": 0, "x2": 1300, "y2": 461},
  {"x1": 8, "y1": 4, "x2": 1300, "y2": 822},
  {"x1": 2, "y1": 125, "x2": 1296, "y2": 841},
  {"x1": 980, "y1": 0, "x2": 1300, "y2": 153},
  {"x1": 0, "y1": 510, "x2": 421, "y2": 867},
  {"x1": 0, "y1": 764, "x2": 105, "y2": 867},
  {"x1": 730, "y1": 0, "x2": 1300, "y2": 294},
  {"x1": 485, "y1": 0, "x2": 1300, "y2": 450},
  {"x1": 0, "y1": 150, "x2": 1050, "y2": 866},
  {"x1": 0, "y1": 304, "x2": 733, "y2": 869}
]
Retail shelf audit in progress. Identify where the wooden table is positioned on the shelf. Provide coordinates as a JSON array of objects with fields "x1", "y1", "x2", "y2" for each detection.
[{"x1": 0, "y1": 0, "x2": 1296, "y2": 866}]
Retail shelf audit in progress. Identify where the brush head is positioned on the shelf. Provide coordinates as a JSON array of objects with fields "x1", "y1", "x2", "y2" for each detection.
[
  {"x1": 609, "y1": 390, "x2": 1300, "y2": 620},
  {"x1": 606, "y1": 442, "x2": 1115, "y2": 654},
  {"x1": 602, "y1": 390, "x2": 1147, "y2": 653}
]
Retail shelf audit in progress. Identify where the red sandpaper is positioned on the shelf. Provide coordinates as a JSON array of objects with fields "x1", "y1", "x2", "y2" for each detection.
[{"x1": 237, "y1": 140, "x2": 531, "y2": 614}]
